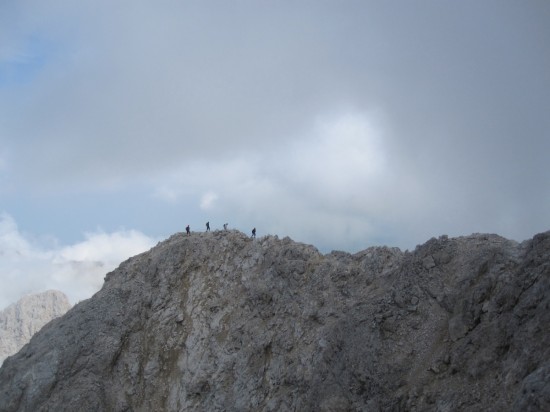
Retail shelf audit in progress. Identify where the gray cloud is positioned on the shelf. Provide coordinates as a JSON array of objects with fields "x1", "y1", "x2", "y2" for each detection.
[{"x1": 0, "y1": 0, "x2": 549, "y2": 254}]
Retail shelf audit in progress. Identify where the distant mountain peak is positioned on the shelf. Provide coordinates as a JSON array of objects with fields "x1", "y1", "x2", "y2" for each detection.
[{"x1": 0, "y1": 290, "x2": 72, "y2": 366}]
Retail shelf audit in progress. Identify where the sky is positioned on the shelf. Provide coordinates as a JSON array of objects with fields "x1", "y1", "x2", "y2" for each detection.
[{"x1": 1, "y1": 1, "x2": 549, "y2": 308}]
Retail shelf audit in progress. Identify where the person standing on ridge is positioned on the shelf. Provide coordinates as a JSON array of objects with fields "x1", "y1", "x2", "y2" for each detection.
[
  {"x1": 252, "y1": 227, "x2": 256, "y2": 238},
  {"x1": 206, "y1": 221, "x2": 210, "y2": 232},
  {"x1": 186, "y1": 225, "x2": 190, "y2": 236},
  {"x1": 223, "y1": 223, "x2": 228, "y2": 231}
]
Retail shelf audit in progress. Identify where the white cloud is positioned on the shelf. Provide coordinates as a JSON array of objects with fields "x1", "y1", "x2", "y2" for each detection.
[
  {"x1": 57, "y1": 230, "x2": 153, "y2": 263},
  {"x1": 147, "y1": 110, "x2": 403, "y2": 250},
  {"x1": 200, "y1": 191, "x2": 219, "y2": 211},
  {"x1": 280, "y1": 111, "x2": 388, "y2": 209},
  {"x1": 0, "y1": 213, "x2": 36, "y2": 259},
  {"x1": 0, "y1": 213, "x2": 157, "y2": 309}
]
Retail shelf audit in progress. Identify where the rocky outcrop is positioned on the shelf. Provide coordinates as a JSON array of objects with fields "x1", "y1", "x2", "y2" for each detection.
[
  {"x1": 0, "y1": 230, "x2": 548, "y2": 411},
  {"x1": 0, "y1": 290, "x2": 71, "y2": 366}
]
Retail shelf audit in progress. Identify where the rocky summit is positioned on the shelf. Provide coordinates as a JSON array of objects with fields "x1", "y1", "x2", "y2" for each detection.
[{"x1": 0, "y1": 230, "x2": 549, "y2": 411}]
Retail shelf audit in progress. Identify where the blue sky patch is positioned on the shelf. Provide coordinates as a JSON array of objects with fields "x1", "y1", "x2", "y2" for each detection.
[{"x1": 0, "y1": 35, "x2": 53, "y2": 88}]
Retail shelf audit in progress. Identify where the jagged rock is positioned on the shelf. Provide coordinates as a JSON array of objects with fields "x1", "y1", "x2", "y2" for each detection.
[
  {"x1": 0, "y1": 230, "x2": 548, "y2": 411},
  {"x1": 0, "y1": 290, "x2": 72, "y2": 366}
]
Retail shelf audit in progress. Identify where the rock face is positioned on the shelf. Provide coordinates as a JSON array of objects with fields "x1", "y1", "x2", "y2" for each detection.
[
  {"x1": 0, "y1": 290, "x2": 72, "y2": 366},
  {"x1": 0, "y1": 230, "x2": 549, "y2": 411}
]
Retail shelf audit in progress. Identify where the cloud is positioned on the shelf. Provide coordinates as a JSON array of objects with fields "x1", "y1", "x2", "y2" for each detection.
[
  {"x1": 144, "y1": 106, "x2": 550, "y2": 251},
  {"x1": 0, "y1": 213, "x2": 157, "y2": 309},
  {"x1": 280, "y1": 111, "x2": 388, "y2": 207},
  {"x1": 0, "y1": 212, "x2": 36, "y2": 259},
  {"x1": 200, "y1": 191, "x2": 219, "y2": 211},
  {"x1": 145, "y1": 110, "x2": 409, "y2": 249},
  {"x1": 0, "y1": 1, "x2": 548, "y2": 255},
  {"x1": 1, "y1": 2, "x2": 399, "y2": 190}
]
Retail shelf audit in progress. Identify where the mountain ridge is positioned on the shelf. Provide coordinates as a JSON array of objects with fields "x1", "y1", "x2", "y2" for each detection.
[{"x1": 0, "y1": 229, "x2": 548, "y2": 411}]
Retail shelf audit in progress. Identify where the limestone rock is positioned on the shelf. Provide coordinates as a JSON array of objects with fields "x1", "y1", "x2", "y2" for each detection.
[
  {"x1": 0, "y1": 290, "x2": 72, "y2": 366},
  {"x1": 0, "y1": 230, "x2": 548, "y2": 411}
]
